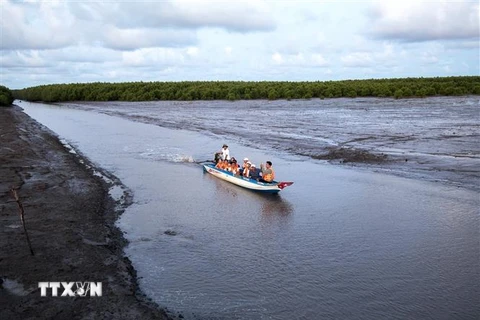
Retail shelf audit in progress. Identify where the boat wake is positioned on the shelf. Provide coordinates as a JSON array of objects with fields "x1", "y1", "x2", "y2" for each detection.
[
  {"x1": 177, "y1": 155, "x2": 195, "y2": 163},
  {"x1": 138, "y1": 148, "x2": 195, "y2": 163}
]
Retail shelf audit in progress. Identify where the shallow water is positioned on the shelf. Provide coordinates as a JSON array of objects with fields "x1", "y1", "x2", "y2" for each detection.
[
  {"x1": 19, "y1": 100, "x2": 479, "y2": 319},
  {"x1": 62, "y1": 97, "x2": 480, "y2": 191}
]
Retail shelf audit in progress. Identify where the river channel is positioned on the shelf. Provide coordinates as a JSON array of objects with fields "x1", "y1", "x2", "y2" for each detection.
[{"x1": 18, "y1": 99, "x2": 479, "y2": 320}]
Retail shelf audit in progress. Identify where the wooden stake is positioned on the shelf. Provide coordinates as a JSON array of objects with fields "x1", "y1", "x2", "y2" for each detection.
[{"x1": 10, "y1": 188, "x2": 35, "y2": 256}]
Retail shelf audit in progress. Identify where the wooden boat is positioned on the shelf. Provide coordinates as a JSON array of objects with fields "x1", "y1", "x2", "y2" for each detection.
[{"x1": 203, "y1": 163, "x2": 293, "y2": 193}]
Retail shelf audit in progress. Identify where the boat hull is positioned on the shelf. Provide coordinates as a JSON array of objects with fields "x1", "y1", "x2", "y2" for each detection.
[{"x1": 203, "y1": 163, "x2": 292, "y2": 193}]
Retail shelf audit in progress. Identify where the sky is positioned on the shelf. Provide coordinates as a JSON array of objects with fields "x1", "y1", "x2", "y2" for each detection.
[{"x1": 1, "y1": 0, "x2": 479, "y2": 89}]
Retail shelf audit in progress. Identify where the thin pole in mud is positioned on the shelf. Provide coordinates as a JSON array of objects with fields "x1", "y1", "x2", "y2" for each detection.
[{"x1": 10, "y1": 188, "x2": 35, "y2": 256}]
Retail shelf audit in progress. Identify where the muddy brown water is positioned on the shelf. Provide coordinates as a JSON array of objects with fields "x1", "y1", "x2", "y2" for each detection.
[
  {"x1": 19, "y1": 99, "x2": 479, "y2": 320},
  {"x1": 58, "y1": 96, "x2": 480, "y2": 192}
]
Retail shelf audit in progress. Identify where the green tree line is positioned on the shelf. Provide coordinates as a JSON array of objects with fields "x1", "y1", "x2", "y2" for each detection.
[
  {"x1": 12, "y1": 76, "x2": 480, "y2": 103},
  {"x1": 0, "y1": 85, "x2": 15, "y2": 106}
]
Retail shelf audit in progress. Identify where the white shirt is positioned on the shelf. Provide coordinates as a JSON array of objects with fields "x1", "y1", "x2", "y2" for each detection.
[{"x1": 221, "y1": 148, "x2": 230, "y2": 160}]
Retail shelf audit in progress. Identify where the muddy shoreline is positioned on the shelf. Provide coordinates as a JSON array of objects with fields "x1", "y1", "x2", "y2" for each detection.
[{"x1": 0, "y1": 106, "x2": 174, "y2": 319}]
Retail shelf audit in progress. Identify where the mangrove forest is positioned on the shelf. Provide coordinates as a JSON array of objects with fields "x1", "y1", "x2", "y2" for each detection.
[
  {"x1": 0, "y1": 85, "x2": 14, "y2": 106},
  {"x1": 12, "y1": 76, "x2": 480, "y2": 103}
]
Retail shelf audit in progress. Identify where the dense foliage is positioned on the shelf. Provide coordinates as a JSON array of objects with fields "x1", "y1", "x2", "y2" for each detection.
[
  {"x1": 12, "y1": 76, "x2": 480, "y2": 102},
  {"x1": 0, "y1": 85, "x2": 15, "y2": 106}
]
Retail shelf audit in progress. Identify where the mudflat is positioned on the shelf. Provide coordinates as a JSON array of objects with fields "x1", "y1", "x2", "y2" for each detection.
[{"x1": 0, "y1": 106, "x2": 171, "y2": 319}]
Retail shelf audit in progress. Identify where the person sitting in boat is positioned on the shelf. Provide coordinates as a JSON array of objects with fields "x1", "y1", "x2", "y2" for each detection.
[
  {"x1": 216, "y1": 159, "x2": 228, "y2": 170},
  {"x1": 230, "y1": 158, "x2": 240, "y2": 176},
  {"x1": 249, "y1": 163, "x2": 261, "y2": 180},
  {"x1": 239, "y1": 157, "x2": 249, "y2": 176},
  {"x1": 225, "y1": 160, "x2": 232, "y2": 171},
  {"x1": 214, "y1": 151, "x2": 222, "y2": 163},
  {"x1": 215, "y1": 159, "x2": 223, "y2": 169},
  {"x1": 242, "y1": 161, "x2": 252, "y2": 178},
  {"x1": 259, "y1": 161, "x2": 275, "y2": 183},
  {"x1": 224, "y1": 157, "x2": 236, "y2": 172}
]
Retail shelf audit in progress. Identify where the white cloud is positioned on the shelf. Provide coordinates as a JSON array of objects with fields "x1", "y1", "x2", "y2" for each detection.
[
  {"x1": 0, "y1": 0, "x2": 274, "y2": 52},
  {"x1": 271, "y1": 51, "x2": 329, "y2": 68},
  {"x1": 444, "y1": 40, "x2": 480, "y2": 50},
  {"x1": 186, "y1": 47, "x2": 200, "y2": 57},
  {"x1": 160, "y1": 0, "x2": 276, "y2": 32},
  {"x1": 272, "y1": 52, "x2": 283, "y2": 64},
  {"x1": 0, "y1": 1, "x2": 76, "y2": 50},
  {"x1": 101, "y1": 27, "x2": 197, "y2": 50},
  {"x1": 341, "y1": 52, "x2": 373, "y2": 68},
  {"x1": 311, "y1": 54, "x2": 328, "y2": 67},
  {"x1": 68, "y1": 0, "x2": 275, "y2": 32},
  {"x1": 421, "y1": 53, "x2": 439, "y2": 64},
  {"x1": 47, "y1": 46, "x2": 122, "y2": 63},
  {"x1": 121, "y1": 48, "x2": 185, "y2": 67},
  {"x1": 368, "y1": 1, "x2": 480, "y2": 42},
  {"x1": 1, "y1": 1, "x2": 478, "y2": 89},
  {"x1": 1, "y1": 51, "x2": 48, "y2": 68},
  {"x1": 377, "y1": 43, "x2": 395, "y2": 59}
]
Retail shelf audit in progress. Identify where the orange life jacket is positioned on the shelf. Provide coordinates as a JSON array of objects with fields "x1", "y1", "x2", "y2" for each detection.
[
  {"x1": 243, "y1": 168, "x2": 250, "y2": 178},
  {"x1": 263, "y1": 168, "x2": 275, "y2": 182}
]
